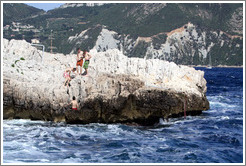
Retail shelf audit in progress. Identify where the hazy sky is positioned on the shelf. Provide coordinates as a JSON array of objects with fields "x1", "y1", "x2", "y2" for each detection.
[{"x1": 25, "y1": 3, "x2": 65, "y2": 11}]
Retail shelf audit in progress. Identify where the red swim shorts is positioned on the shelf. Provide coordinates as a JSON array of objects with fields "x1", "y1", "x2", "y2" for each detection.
[
  {"x1": 76, "y1": 60, "x2": 83, "y2": 66},
  {"x1": 72, "y1": 108, "x2": 78, "y2": 111}
]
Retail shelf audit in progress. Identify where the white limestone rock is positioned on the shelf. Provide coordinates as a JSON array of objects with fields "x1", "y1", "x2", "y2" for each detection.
[{"x1": 3, "y1": 39, "x2": 209, "y2": 124}]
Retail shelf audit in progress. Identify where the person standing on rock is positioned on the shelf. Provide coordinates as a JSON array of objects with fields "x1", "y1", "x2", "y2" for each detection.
[
  {"x1": 83, "y1": 49, "x2": 92, "y2": 76},
  {"x1": 76, "y1": 48, "x2": 84, "y2": 75},
  {"x1": 63, "y1": 67, "x2": 76, "y2": 87},
  {"x1": 71, "y1": 96, "x2": 79, "y2": 111}
]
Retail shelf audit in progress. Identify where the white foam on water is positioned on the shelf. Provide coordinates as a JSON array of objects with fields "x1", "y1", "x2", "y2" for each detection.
[
  {"x1": 107, "y1": 124, "x2": 121, "y2": 131},
  {"x1": 4, "y1": 159, "x2": 26, "y2": 163},
  {"x1": 62, "y1": 157, "x2": 82, "y2": 163},
  {"x1": 221, "y1": 116, "x2": 230, "y2": 120},
  {"x1": 235, "y1": 117, "x2": 243, "y2": 120},
  {"x1": 40, "y1": 159, "x2": 50, "y2": 162},
  {"x1": 171, "y1": 116, "x2": 201, "y2": 125},
  {"x1": 15, "y1": 158, "x2": 49, "y2": 163},
  {"x1": 107, "y1": 124, "x2": 126, "y2": 136},
  {"x1": 46, "y1": 123, "x2": 130, "y2": 143},
  {"x1": 28, "y1": 128, "x2": 42, "y2": 136},
  {"x1": 214, "y1": 125, "x2": 219, "y2": 129},
  {"x1": 38, "y1": 141, "x2": 46, "y2": 146},
  {"x1": 4, "y1": 146, "x2": 49, "y2": 161},
  {"x1": 158, "y1": 137, "x2": 167, "y2": 142},
  {"x1": 203, "y1": 114, "x2": 239, "y2": 124},
  {"x1": 60, "y1": 127, "x2": 85, "y2": 138},
  {"x1": 139, "y1": 145, "x2": 156, "y2": 154},
  {"x1": 158, "y1": 118, "x2": 173, "y2": 125},
  {"x1": 4, "y1": 119, "x2": 45, "y2": 125},
  {"x1": 39, "y1": 130, "x2": 49, "y2": 137},
  {"x1": 2, "y1": 123, "x2": 11, "y2": 128},
  {"x1": 209, "y1": 101, "x2": 236, "y2": 109}
]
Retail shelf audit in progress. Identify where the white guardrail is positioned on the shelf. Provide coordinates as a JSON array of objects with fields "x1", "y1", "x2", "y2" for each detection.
[{"x1": 31, "y1": 44, "x2": 45, "y2": 63}]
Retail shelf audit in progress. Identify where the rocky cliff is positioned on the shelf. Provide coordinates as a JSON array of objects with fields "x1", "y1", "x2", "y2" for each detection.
[
  {"x1": 3, "y1": 39, "x2": 209, "y2": 125},
  {"x1": 69, "y1": 22, "x2": 243, "y2": 66}
]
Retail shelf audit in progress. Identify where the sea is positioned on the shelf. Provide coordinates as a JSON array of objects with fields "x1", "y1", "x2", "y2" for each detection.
[{"x1": 3, "y1": 67, "x2": 244, "y2": 163}]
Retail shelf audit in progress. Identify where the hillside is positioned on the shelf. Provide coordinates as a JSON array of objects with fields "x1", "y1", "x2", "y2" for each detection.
[
  {"x1": 3, "y1": 3, "x2": 243, "y2": 66},
  {"x1": 3, "y1": 3, "x2": 44, "y2": 25}
]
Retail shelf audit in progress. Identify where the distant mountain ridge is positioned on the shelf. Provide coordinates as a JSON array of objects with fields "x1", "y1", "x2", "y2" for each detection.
[
  {"x1": 3, "y1": 3, "x2": 243, "y2": 66},
  {"x1": 3, "y1": 3, "x2": 44, "y2": 25}
]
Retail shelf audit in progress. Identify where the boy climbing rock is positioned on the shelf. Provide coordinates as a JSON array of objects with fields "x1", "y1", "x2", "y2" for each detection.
[
  {"x1": 76, "y1": 48, "x2": 84, "y2": 75},
  {"x1": 70, "y1": 96, "x2": 79, "y2": 111},
  {"x1": 83, "y1": 50, "x2": 92, "y2": 76},
  {"x1": 63, "y1": 67, "x2": 76, "y2": 87}
]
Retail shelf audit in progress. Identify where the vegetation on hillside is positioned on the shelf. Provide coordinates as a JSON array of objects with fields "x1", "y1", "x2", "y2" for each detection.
[
  {"x1": 3, "y1": 3, "x2": 44, "y2": 25},
  {"x1": 3, "y1": 3, "x2": 243, "y2": 66}
]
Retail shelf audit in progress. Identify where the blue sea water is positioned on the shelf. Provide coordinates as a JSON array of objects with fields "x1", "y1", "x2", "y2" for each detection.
[{"x1": 3, "y1": 67, "x2": 244, "y2": 163}]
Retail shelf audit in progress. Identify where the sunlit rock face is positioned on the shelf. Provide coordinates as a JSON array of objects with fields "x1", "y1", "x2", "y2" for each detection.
[{"x1": 3, "y1": 39, "x2": 209, "y2": 125}]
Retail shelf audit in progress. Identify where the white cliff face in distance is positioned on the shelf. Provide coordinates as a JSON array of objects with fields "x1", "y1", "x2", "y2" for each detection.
[
  {"x1": 84, "y1": 23, "x2": 213, "y2": 60},
  {"x1": 59, "y1": 3, "x2": 106, "y2": 9},
  {"x1": 3, "y1": 39, "x2": 207, "y2": 100},
  {"x1": 68, "y1": 22, "x2": 242, "y2": 66}
]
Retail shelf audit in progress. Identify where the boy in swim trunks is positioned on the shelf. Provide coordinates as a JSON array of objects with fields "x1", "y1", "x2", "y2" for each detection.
[
  {"x1": 63, "y1": 67, "x2": 76, "y2": 87},
  {"x1": 70, "y1": 96, "x2": 79, "y2": 111},
  {"x1": 83, "y1": 50, "x2": 92, "y2": 76},
  {"x1": 76, "y1": 48, "x2": 84, "y2": 75}
]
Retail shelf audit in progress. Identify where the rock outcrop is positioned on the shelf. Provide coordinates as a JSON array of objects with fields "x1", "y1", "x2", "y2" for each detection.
[{"x1": 3, "y1": 39, "x2": 209, "y2": 125}]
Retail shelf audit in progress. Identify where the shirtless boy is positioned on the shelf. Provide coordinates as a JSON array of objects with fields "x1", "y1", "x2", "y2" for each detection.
[
  {"x1": 71, "y1": 96, "x2": 79, "y2": 111},
  {"x1": 76, "y1": 48, "x2": 84, "y2": 75},
  {"x1": 64, "y1": 67, "x2": 76, "y2": 87},
  {"x1": 83, "y1": 50, "x2": 92, "y2": 76}
]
